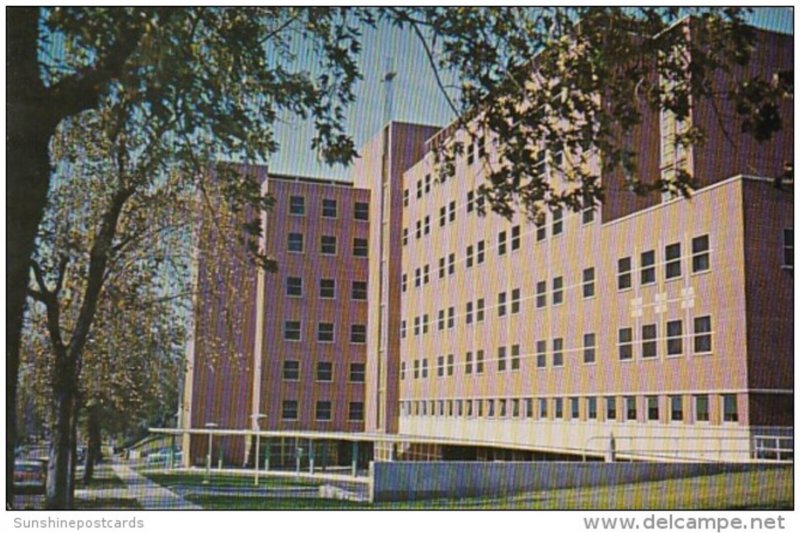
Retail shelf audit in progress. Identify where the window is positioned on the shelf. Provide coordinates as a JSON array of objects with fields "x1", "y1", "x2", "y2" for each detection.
[
  {"x1": 511, "y1": 288, "x2": 521, "y2": 314},
  {"x1": 511, "y1": 344, "x2": 520, "y2": 370},
  {"x1": 439, "y1": 205, "x2": 447, "y2": 227},
  {"x1": 354, "y1": 201, "x2": 369, "y2": 221},
  {"x1": 571, "y1": 397, "x2": 580, "y2": 420},
  {"x1": 498, "y1": 399, "x2": 507, "y2": 418},
  {"x1": 476, "y1": 350, "x2": 485, "y2": 374},
  {"x1": 437, "y1": 355, "x2": 445, "y2": 377},
  {"x1": 352, "y1": 281, "x2": 367, "y2": 300},
  {"x1": 587, "y1": 397, "x2": 598, "y2": 420},
  {"x1": 283, "y1": 360, "x2": 300, "y2": 380},
  {"x1": 320, "y1": 278, "x2": 335, "y2": 299},
  {"x1": 618, "y1": 257, "x2": 632, "y2": 290},
  {"x1": 436, "y1": 256, "x2": 446, "y2": 279},
  {"x1": 536, "y1": 218, "x2": 547, "y2": 242},
  {"x1": 465, "y1": 351, "x2": 473, "y2": 374},
  {"x1": 466, "y1": 302, "x2": 473, "y2": 324},
  {"x1": 350, "y1": 363, "x2": 365, "y2": 382},
  {"x1": 498, "y1": 292, "x2": 507, "y2": 317},
  {"x1": 641, "y1": 250, "x2": 656, "y2": 284},
  {"x1": 618, "y1": 327, "x2": 633, "y2": 360},
  {"x1": 415, "y1": 220, "x2": 421, "y2": 239},
  {"x1": 282, "y1": 400, "x2": 298, "y2": 420},
  {"x1": 422, "y1": 263, "x2": 429, "y2": 284},
  {"x1": 476, "y1": 298, "x2": 485, "y2": 322},
  {"x1": 647, "y1": 396, "x2": 659, "y2": 421},
  {"x1": 400, "y1": 320, "x2": 406, "y2": 339},
  {"x1": 424, "y1": 174, "x2": 431, "y2": 193},
  {"x1": 642, "y1": 324, "x2": 657, "y2": 359},
  {"x1": 322, "y1": 199, "x2": 337, "y2": 218},
  {"x1": 692, "y1": 235, "x2": 710, "y2": 273},
  {"x1": 449, "y1": 201, "x2": 456, "y2": 222},
  {"x1": 486, "y1": 399, "x2": 495, "y2": 418},
  {"x1": 318, "y1": 322, "x2": 334, "y2": 343},
  {"x1": 403, "y1": 188, "x2": 409, "y2": 207},
  {"x1": 317, "y1": 362, "x2": 333, "y2": 382},
  {"x1": 553, "y1": 338, "x2": 564, "y2": 367},
  {"x1": 289, "y1": 195, "x2": 305, "y2": 215},
  {"x1": 447, "y1": 354, "x2": 454, "y2": 376},
  {"x1": 284, "y1": 320, "x2": 301, "y2": 341},
  {"x1": 401, "y1": 273, "x2": 407, "y2": 293},
  {"x1": 316, "y1": 401, "x2": 332, "y2": 421},
  {"x1": 353, "y1": 238, "x2": 368, "y2": 257},
  {"x1": 349, "y1": 402, "x2": 364, "y2": 421},
  {"x1": 511, "y1": 225, "x2": 521, "y2": 251},
  {"x1": 539, "y1": 398, "x2": 549, "y2": 419},
  {"x1": 421, "y1": 358, "x2": 428, "y2": 378},
  {"x1": 554, "y1": 398, "x2": 564, "y2": 419},
  {"x1": 477, "y1": 240, "x2": 485, "y2": 264},
  {"x1": 467, "y1": 140, "x2": 475, "y2": 165},
  {"x1": 526, "y1": 398, "x2": 534, "y2": 419},
  {"x1": 582, "y1": 192, "x2": 595, "y2": 224},
  {"x1": 466, "y1": 245, "x2": 474, "y2": 268},
  {"x1": 536, "y1": 340, "x2": 546, "y2": 368},
  {"x1": 783, "y1": 228, "x2": 793, "y2": 268},
  {"x1": 437, "y1": 309, "x2": 445, "y2": 331},
  {"x1": 350, "y1": 324, "x2": 366, "y2": 344},
  {"x1": 552, "y1": 276, "x2": 564, "y2": 305},
  {"x1": 400, "y1": 361, "x2": 406, "y2": 380},
  {"x1": 536, "y1": 281, "x2": 547, "y2": 308},
  {"x1": 582, "y1": 267, "x2": 595, "y2": 298},
  {"x1": 414, "y1": 268, "x2": 421, "y2": 287},
  {"x1": 288, "y1": 232, "x2": 304, "y2": 253},
  {"x1": 497, "y1": 346, "x2": 507, "y2": 372},
  {"x1": 666, "y1": 320, "x2": 683, "y2": 356},
  {"x1": 422, "y1": 314, "x2": 429, "y2": 334},
  {"x1": 583, "y1": 333, "x2": 596, "y2": 364},
  {"x1": 416, "y1": 180, "x2": 422, "y2": 199},
  {"x1": 413, "y1": 316, "x2": 420, "y2": 336},
  {"x1": 467, "y1": 190, "x2": 475, "y2": 212},
  {"x1": 606, "y1": 397, "x2": 617, "y2": 421},
  {"x1": 423, "y1": 216, "x2": 430, "y2": 235},
  {"x1": 625, "y1": 396, "x2": 637, "y2": 421},
  {"x1": 447, "y1": 307, "x2": 455, "y2": 329},
  {"x1": 448, "y1": 253, "x2": 456, "y2": 275},
  {"x1": 670, "y1": 396, "x2": 683, "y2": 422},
  {"x1": 402, "y1": 228, "x2": 408, "y2": 246},
  {"x1": 498, "y1": 231, "x2": 507, "y2": 256},
  {"x1": 287, "y1": 277, "x2": 303, "y2": 297},
  {"x1": 665, "y1": 242, "x2": 682, "y2": 279},
  {"x1": 722, "y1": 394, "x2": 738, "y2": 422},
  {"x1": 552, "y1": 208, "x2": 563, "y2": 236},
  {"x1": 321, "y1": 235, "x2": 337, "y2": 255},
  {"x1": 694, "y1": 316, "x2": 712, "y2": 354},
  {"x1": 694, "y1": 394, "x2": 709, "y2": 422},
  {"x1": 512, "y1": 398, "x2": 520, "y2": 418}
]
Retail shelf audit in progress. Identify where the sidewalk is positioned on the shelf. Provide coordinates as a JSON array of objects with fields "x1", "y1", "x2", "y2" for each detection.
[{"x1": 111, "y1": 461, "x2": 202, "y2": 510}]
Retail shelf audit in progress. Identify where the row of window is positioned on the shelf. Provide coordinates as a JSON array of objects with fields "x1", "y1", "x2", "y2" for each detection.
[
  {"x1": 617, "y1": 235, "x2": 710, "y2": 289},
  {"x1": 400, "y1": 393, "x2": 739, "y2": 424},
  {"x1": 283, "y1": 321, "x2": 366, "y2": 344},
  {"x1": 400, "y1": 315, "x2": 713, "y2": 378},
  {"x1": 281, "y1": 400, "x2": 364, "y2": 421},
  {"x1": 289, "y1": 196, "x2": 369, "y2": 221},
  {"x1": 287, "y1": 233, "x2": 368, "y2": 257},
  {"x1": 285, "y1": 277, "x2": 367, "y2": 300},
  {"x1": 281, "y1": 361, "x2": 365, "y2": 383}
]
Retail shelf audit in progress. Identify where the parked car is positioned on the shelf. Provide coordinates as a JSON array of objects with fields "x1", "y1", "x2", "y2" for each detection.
[{"x1": 14, "y1": 459, "x2": 47, "y2": 494}]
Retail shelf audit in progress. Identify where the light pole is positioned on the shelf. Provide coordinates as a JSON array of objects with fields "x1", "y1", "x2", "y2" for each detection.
[
  {"x1": 203, "y1": 422, "x2": 218, "y2": 485},
  {"x1": 251, "y1": 414, "x2": 267, "y2": 487}
]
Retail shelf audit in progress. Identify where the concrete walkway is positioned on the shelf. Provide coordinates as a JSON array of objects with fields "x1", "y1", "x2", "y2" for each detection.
[{"x1": 111, "y1": 462, "x2": 202, "y2": 510}]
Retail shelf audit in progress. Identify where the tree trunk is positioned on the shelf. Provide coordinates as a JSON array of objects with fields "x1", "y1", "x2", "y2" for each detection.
[
  {"x1": 45, "y1": 360, "x2": 78, "y2": 510},
  {"x1": 83, "y1": 405, "x2": 103, "y2": 484}
]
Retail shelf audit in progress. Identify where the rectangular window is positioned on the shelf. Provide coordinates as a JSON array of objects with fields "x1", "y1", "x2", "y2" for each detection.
[
  {"x1": 497, "y1": 346, "x2": 507, "y2": 372},
  {"x1": 465, "y1": 351, "x2": 473, "y2": 374},
  {"x1": 289, "y1": 195, "x2": 305, "y2": 216},
  {"x1": 476, "y1": 298, "x2": 485, "y2": 322},
  {"x1": 400, "y1": 319, "x2": 406, "y2": 339},
  {"x1": 498, "y1": 231, "x2": 507, "y2": 256},
  {"x1": 413, "y1": 316, "x2": 420, "y2": 336},
  {"x1": 498, "y1": 292, "x2": 507, "y2": 317},
  {"x1": 349, "y1": 402, "x2": 364, "y2": 421},
  {"x1": 583, "y1": 333, "x2": 596, "y2": 364},
  {"x1": 448, "y1": 253, "x2": 455, "y2": 275},
  {"x1": 415, "y1": 220, "x2": 421, "y2": 239},
  {"x1": 476, "y1": 349, "x2": 485, "y2": 374},
  {"x1": 587, "y1": 397, "x2": 598, "y2": 420},
  {"x1": 349, "y1": 363, "x2": 365, "y2": 382},
  {"x1": 403, "y1": 188, "x2": 409, "y2": 207},
  {"x1": 665, "y1": 242, "x2": 682, "y2": 279},
  {"x1": 618, "y1": 327, "x2": 633, "y2": 361},
  {"x1": 318, "y1": 322, "x2": 334, "y2": 343},
  {"x1": 414, "y1": 268, "x2": 421, "y2": 287},
  {"x1": 666, "y1": 319, "x2": 683, "y2": 356},
  {"x1": 438, "y1": 309, "x2": 445, "y2": 331},
  {"x1": 283, "y1": 360, "x2": 300, "y2": 381},
  {"x1": 416, "y1": 180, "x2": 422, "y2": 199},
  {"x1": 353, "y1": 238, "x2": 368, "y2": 257},
  {"x1": 350, "y1": 324, "x2": 366, "y2": 344},
  {"x1": 618, "y1": 257, "x2": 632, "y2": 290},
  {"x1": 536, "y1": 340, "x2": 546, "y2": 368},
  {"x1": 316, "y1": 401, "x2": 332, "y2": 421},
  {"x1": 625, "y1": 396, "x2": 637, "y2": 421},
  {"x1": 287, "y1": 277, "x2": 303, "y2": 297},
  {"x1": 422, "y1": 314, "x2": 429, "y2": 334},
  {"x1": 317, "y1": 361, "x2": 333, "y2": 382},
  {"x1": 321, "y1": 235, "x2": 337, "y2": 255},
  {"x1": 694, "y1": 316, "x2": 712, "y2": 354},
  {"x1": 424, "y1": 215, "x2": 430, "y2": 235},
  {"x1": 447, "y1": 354, "x2": 454, "y2": 376},
  {"x1": 467, "y1": 140, "x2": 475, "y2": 165},
  {"x1": 571, "y1": 397, "x2": 580, "y2": 420},
  {"x1": 498, "y1": 399, "x2": 507, "y2": 418},
  {"x1": 352, "y1": 281, "x2": 367, "y2": 300},
  {"x1": 282, "y1": 400, "x2": 298, "y2": 420},
  {"x1": 526, "y1": 398, "x2": 534, "y2": 419},
  {"x1": 552, "y1": 208, "x2": 563, "y2": 236},
  {"x1": 424, "y1": 174, "x2": 431, "y2": 193},
  {"x1": 284, "y1": 321, "x2": 301, "y2": 341},
  {"x1": 439, "y1": 205, "x2": 447, "y2": 227},
  {"x1": 536, "y1": 280, "x2": 547, "y2": 308},
  {"x1": 511, "y1": 344, "x2": 520, "y2": 370},
  {"x1": 552, "y1": 338, "x2": 564, "y2": 367},
  {"x1": 511, "y1": 225, "x2": 521, "y2": 250},
  {"x1": 437, "y1": 355, "x2": 445, "y2": 377},
  {"x1": 692, "y1": 235, "x2": 710, "y2": 273},
  {"x1": 466, "y1": 245, "x2": 474, "y2": 268},
  {"x1": 694, "y1": 394, "x2": 709, "y2": 422},
  {"x1": 438, "y1": 256, "x2": 446, "y2": 278},
  {"x1": 467, "y1": 190, "x2": 475, "y2": 212},
  {"x1": 642, "y1": 323, "x2": 657, "y2": 359},
  {"x1": 512, "y1": 398, "x2": 520, "y2": 418},
  {"x1": 465, "y1": 301, "x2": 473, "y2": 324},
  {"x1": 487, "y1": 399, "x2": 495, "y2": 418},
  {"x1": 322, "y1": 199, "x2": 337, "y2": 218},
  {"x1": 554, "y1": 398, "x2": 564, "y2": 419},
  {"x1": 511, "y1": 288, "x2": 521, "y2": 314},
  {"x1": 552, "y1": 276, "x2": 564, "y2": 305},
  {"x1": 401, "y1": 273, "x2": 408, "y2": 293},
  {"x1": 421, "y1": 358, "x2": 428, "y2": 378},
  {"x1": 288, "y1": 232, "x2": 304, "y2": 253},
  {"x1": 354, "y1": 201, "x2": 369, "y2": 221},
  {"x1": 447, "y1": 307, "x2": 455, "y2": 329},
  {"x1": 400, "y1": 361, "x2": 406, "y2": 380},
  {"x1": 536, "y1": 218, "x2": 547, "y2": 242},
  {"x1": 539, "y1": 398, "x2": 549, "y2": 419},
  {"x1": 606, "y1": 397, "x2": 617, "y2": 421},
  {"x1": 582, "y1": 267, "x2": 595, "y2": 298},
  {"x1": 722, "y1": 394, "x2": 738, "y2": 422},
  {"x1": 641, "y1": 250, "x2": 656, "y2": 284},
  {"x1": 670, "y1": 396, "x2": 683, "y2": 422},
  {"x1": 647, "y1": 396, "x2": 659, "y2": 421},
  {"x1": 449, "y1": 201, "x2": 456, "y2": 222},
  {"x1": 320, "y1": 278, "x2": 335, "y2": 299},
  {"x1": 477, "y1": 240, "x2": 485, "y2": 264},
  {"x1": 783, "y1": 228, "x2": 793, "y2": 267},
  {"x1": 402, "y1": 228, "x2": 408, "y2": 246}
]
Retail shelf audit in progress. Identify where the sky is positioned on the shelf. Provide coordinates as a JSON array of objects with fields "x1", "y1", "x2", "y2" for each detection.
[{"x1": 266, "y1": 6, "x2": 794, "y2": 182}]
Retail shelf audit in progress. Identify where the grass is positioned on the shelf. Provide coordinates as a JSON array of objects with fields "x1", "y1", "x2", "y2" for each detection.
[
  {"x1": 189, "y1": 496, "x2": 364, "y2": 510},
  {"x1": 75, "y1": 498, "x2": 143, "y2": 510},
  {"x1": 145, "y1": 471, "x2": 320, "y2": 490},
  {"x1": 81, "y1": 465, "x2": 126, "y2": 489}
]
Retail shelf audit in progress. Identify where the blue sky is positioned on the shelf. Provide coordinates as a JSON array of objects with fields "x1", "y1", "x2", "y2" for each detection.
[{"x1": 266, "y1": 7, "x2": 794, "y2": 182}]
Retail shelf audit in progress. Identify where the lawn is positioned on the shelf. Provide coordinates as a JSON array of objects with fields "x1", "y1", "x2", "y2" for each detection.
[
  {"x1": 145, "y1": 471, "x2": 320, "y2": 490},
  {"x1": 80, "y1": 465, "x2": 127, "y2": 489},
  {"x1": 75, "y1": 498, "x2": 143, "y2": 510}
]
